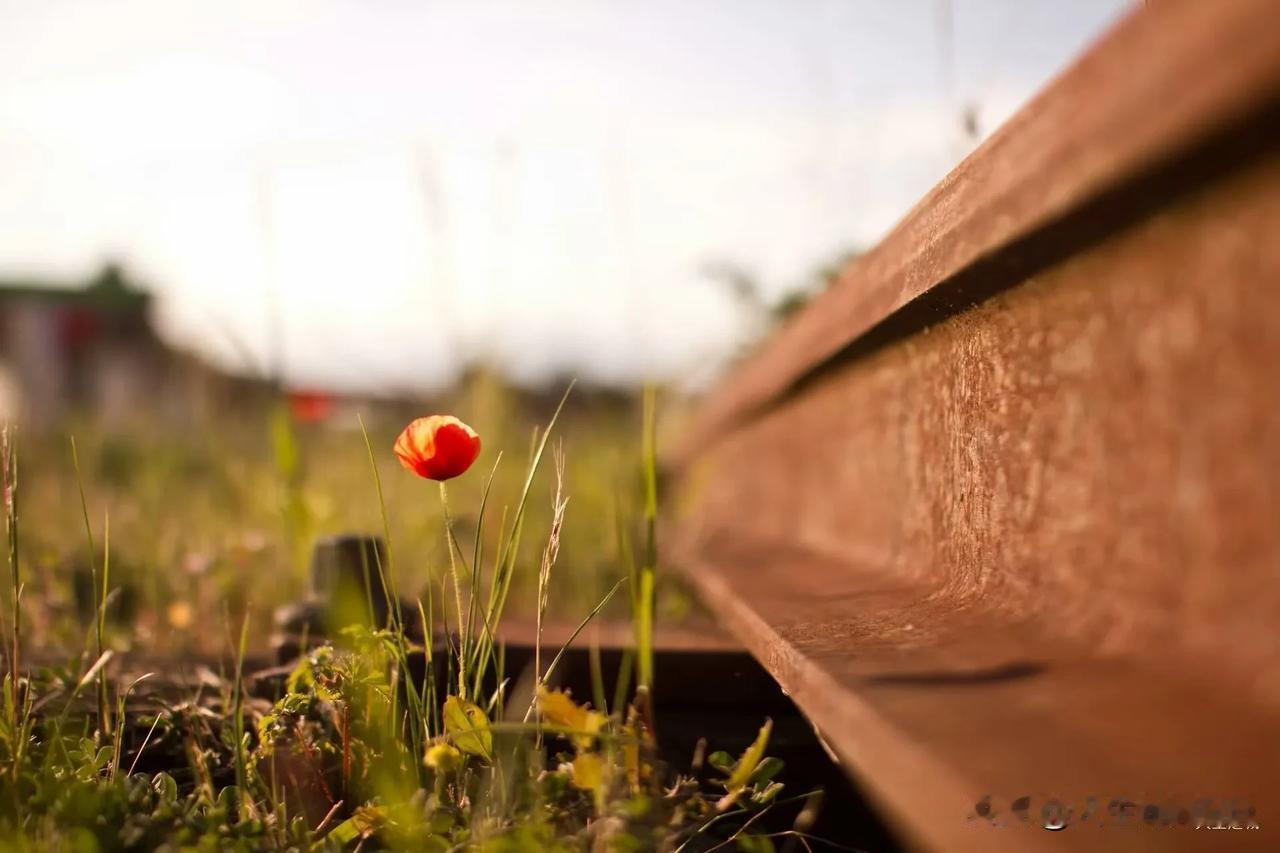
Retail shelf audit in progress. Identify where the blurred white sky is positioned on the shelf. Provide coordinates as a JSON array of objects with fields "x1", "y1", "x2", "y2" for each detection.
[{"x1": 0, "y1": 0, "x2": 1130, "y2": 392}]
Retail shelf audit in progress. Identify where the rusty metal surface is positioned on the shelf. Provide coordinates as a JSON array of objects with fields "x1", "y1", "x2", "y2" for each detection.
[
  {"x1": 670, "y1": 1, "x2": 1280, "y2": 848},
  {"x1": 675, "y1": 0, "x2": 1280, "y2": 463},
  {"x1": 680, "y1": 540, "x2": 1279, "y2": 851},
  {"x1": 675, "y1": 150, "x2": 1280, "y2": 848},
  {"x1": 682, "y1": 148, "x2": 1280, "y2": 693},
  {"x1": 678, "y1": 155, "x2": 1280, "y2": 850}
]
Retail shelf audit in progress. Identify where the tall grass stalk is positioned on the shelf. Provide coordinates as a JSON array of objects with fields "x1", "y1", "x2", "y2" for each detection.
[
  {"x1": 270, "y1": 400, "x2": 311, "y2": 579},
  {"x1": 358, "y1": 416, "x2": 428, "y2": 771},
  {"x1": 69, "y1": 437, "x2": 111, "y2": 737},
  {"x1": 523, "y1": 576, "x2": 625, "y2": 723},
  {"x1": 612, "y1": 492, "x2": 637, "y2": 717},
  {"x1": 468, "y1": 382, "x2": 574, "y2": 700},
  {"x1": 2, "y1": 427, "x2": 23, "y2": 795},
  {"x1": 533, "y1": 444, "x2": 568, "y2": 696},
  {"x1": 437, "y1": 481, "x2": 469, "y2": 695},
  {"x1": 416, "y1": 598, "x2": 437, "y2": 734},
  {"x1": 356, "y1": 416, "x2": 404, "y2": 636},
  {"x1": 588, "y1": 639, "x2": 608, "y2": 717},
  {"x1": 110, "y1": 672, "x2": 153, "y2": 782},
  {"x1": 230, "y1": 609, "x2": 251, "y2": 807},
  {"x1": 635, "y1": 385, "x2": 658, "y2": 695},
  {"x1": 101, "y1": 508, "x2": 111, "y2": 671},
  {"x1": 2, "y1": 432, "x2": 15, "y2": 694},
  {"x1": 462, "y1": 455, "x2": 502, "y2": 696}
]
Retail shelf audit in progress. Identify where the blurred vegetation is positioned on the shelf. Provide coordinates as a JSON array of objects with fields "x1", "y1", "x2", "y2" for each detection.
[
  {"x1": 2, "y1": 370, "x2": 698, "y2": 661},
  {"x1": 0, "y1": 378, "x2": 808, "y2": 851},
  {"x1": 703, "y1": 245, "x2": 861, "y2": 345}
]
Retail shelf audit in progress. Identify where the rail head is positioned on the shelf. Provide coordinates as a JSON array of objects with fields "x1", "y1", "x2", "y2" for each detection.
[{"x1": 672, "y1": 0, "x2": 1280, "y2": 465}]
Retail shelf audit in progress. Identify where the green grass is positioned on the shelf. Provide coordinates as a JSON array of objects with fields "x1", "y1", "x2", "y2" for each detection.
[
  {"x1": 6, "y1": 380, "x2": 698, "y2": 658},
  {"x1": 0, "y1": 381, "x2": 812, "y2": 850}
]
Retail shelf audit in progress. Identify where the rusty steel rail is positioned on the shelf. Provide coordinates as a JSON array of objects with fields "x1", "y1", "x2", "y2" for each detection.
[{"x1": 670, "y1": 0, "x2": 1280, "y2": 850}]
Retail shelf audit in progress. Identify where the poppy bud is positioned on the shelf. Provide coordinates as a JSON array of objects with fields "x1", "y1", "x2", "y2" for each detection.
[{"x1": 393, "y1": 415, "x2": 481, "y2": 481}]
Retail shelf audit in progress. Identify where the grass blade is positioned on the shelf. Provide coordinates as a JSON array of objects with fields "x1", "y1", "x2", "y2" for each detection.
[
  {"x1": 524, "y1": 576, "x2": 625, "y2": 722},
  {"x1": 69, "y1": 436, "x2": 110, "y2": 736}
]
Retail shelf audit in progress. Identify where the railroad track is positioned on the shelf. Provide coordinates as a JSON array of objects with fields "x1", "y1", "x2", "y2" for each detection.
[{"x1": 669, "y1": 0, "x2": 1280, "y2": 850}]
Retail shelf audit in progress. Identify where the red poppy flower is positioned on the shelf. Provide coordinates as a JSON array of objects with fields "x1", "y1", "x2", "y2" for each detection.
[{"x1": 394, "y1": 415, "x2": 481, "y2": 481}]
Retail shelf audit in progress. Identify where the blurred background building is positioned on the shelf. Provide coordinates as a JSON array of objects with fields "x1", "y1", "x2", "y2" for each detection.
[{"x1": 0, "y1": 264, "x2": 272, "y2": 426}]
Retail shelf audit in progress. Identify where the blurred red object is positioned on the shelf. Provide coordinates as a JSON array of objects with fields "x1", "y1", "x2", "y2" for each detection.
[{"x1": 287, "y1": 390, "x2": 334, "y2": 423}]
